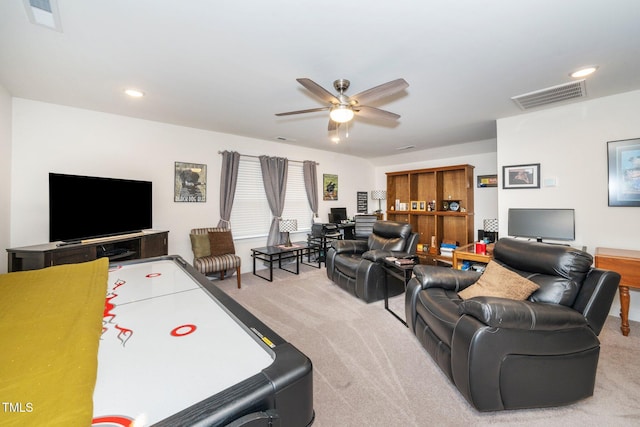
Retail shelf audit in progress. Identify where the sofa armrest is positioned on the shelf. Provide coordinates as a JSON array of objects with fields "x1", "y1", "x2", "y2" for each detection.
[
  {"x1": 572, "y1": 268, "x2": 620, "y2": 335},
  {"x1": 331, "y1": 239, "x2": 369, "y2": 255},
  {"x1": 412, "y1": 265, "x2": 481, "y2": 291},
  {"x1": 405, "y1": 266, "x2": 480, "y2": 332},
  {"x1": 459, "y1": 297, "x2": 587, "y2": 330},
  {"x1": 362, "y1": 249, "x2": 413, "y2": 262}
]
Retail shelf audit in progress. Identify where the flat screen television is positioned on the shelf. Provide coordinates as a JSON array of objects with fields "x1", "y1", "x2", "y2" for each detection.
[
  {"x1": 507, "y1": 208, "x2": 575, "y2": 242},
  {"x1": 330, "y1": 207, "x2": 347, "y2": 223},
  {"x1": 49, "y1": 173, "x2": 152, "y2": 242}
]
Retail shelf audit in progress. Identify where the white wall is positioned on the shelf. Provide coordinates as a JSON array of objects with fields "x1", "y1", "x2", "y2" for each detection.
[
  {"x1": 372, "y1": 139, "x2": 499, "y2": 234},
  {"x1": 0, "y1": 85, "x2": 11, "y2": 273},
  {"x1": 497, "y1": 89, "x2": 640, "y2": 322},
  {"x1": 8, "y1": 99, "x2": 376, "y2": 274}
]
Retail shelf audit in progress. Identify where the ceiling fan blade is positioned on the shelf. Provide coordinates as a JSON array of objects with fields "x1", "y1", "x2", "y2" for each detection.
[
  {"x1": 354, "y1": 105, "x2": 401, "y2": 121},
  {"x1": 275, "y1": 106, "x2": 330, "y2": 116},
  {"x1": 350, "y1": 78, "x2": 409, "y2": 105},
  {"x1": 296, "y1": 78, "x2": 340, "y2": 104},
  {"x1": 328, "y1": 119, "x2": 338, "y2": 131}
]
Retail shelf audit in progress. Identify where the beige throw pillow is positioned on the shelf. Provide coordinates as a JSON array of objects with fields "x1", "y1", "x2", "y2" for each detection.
[
  {"x1": 208, "y1": 231, "x2": 236, "y2": 256},
  {"x1": 458, "y1": 260, "x2": 540, "y2": 301},
  {"x1": 190, "y1": 234, "x2": 211, "y2": 258}
]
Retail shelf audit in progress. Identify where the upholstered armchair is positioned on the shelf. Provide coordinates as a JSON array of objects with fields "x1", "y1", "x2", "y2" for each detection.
[
  {"x1": 190, "y1": 227, "x2": 241, "y2": 288},
  {"x1": 405, "y1": 238, "x2": 620, "y2": 411},
  {"x1": 326, "y1": 221, "x2": 418, "y2": 302}
]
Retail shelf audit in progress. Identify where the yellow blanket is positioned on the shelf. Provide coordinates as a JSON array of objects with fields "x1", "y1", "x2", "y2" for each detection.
[{"x1": 0, "y1": 258, "x2": 109, "y2": 426}]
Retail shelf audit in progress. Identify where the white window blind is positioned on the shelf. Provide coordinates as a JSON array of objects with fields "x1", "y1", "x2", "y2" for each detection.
[{"x1": 230, "y1": 158, "x2": 312, "y2": 239}]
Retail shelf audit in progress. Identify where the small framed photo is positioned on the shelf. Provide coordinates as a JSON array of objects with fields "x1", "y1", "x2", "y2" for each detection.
[
  {"x1": 477, "y1": 174, "x2": 498, "y2": 188},
  {"x1": 418, "y1": 201, "x2": 426, "y2": 211},
  {"x1": 410, "y1": 200, "x2": 419, "y2": 211},
  {"x1": 502, "y1": 164, "x2": 540, "y2": 189},
  {"x1": 608, "y1": 138, "x2": 640, "y2": 206}
]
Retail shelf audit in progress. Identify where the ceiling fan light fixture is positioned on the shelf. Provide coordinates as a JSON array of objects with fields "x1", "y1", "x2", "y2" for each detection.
[{"x1": 329, "y1": 105, "x2": 354, "y2": 123}]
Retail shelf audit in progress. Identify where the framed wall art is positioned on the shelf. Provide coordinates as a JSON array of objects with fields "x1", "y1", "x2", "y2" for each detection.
[
  {"x1": 174, "y1": 162, "x2": 207, "y2": 202},
  {"x1": 477, "y1": 174, "x2": 498, "y2": 188},
  {"x1": 608, "y1": 138, "x2": 640, "y2": 207},
  {"x1": 502, "y1": 163, "x2": 540, "y2": 189},
  {"x1": 357, "y1": 191, "x2": 368, "y2": 213},
  {"x1": 323, "y1": 174, "x2": 338, "y2": 200}
]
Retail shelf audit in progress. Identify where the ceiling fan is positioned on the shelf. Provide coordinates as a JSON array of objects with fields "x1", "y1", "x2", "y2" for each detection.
[{"x1": 275, "y1": 78, "x2": 409, "y2": 131}]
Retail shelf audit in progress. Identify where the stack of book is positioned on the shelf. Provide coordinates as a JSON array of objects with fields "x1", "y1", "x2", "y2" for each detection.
[{"x1": 439, "y1": 241, "x2": 458, "y2": 258}]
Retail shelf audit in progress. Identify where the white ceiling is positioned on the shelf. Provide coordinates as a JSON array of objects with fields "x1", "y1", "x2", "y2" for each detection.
[{"x1": 2, "y1": 1, "x2": 640, "y2": 159}]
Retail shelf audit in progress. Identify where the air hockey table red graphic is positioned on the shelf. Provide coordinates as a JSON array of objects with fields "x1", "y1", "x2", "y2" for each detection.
[{"x1": 91, "y1": 256, "x2": 314, "y2": 426}]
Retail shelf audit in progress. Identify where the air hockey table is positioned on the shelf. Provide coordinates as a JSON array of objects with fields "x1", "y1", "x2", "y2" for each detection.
[{"x1": 91, "y1": 255, "x2": 314, "y2": 427}]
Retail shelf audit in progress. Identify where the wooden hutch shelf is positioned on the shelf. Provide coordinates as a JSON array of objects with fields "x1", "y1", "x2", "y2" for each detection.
[{"x1": 386, "y1": 164, "x2": 474, "y2": 265}]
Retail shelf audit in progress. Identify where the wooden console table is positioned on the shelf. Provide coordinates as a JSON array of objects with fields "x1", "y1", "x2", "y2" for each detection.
[
  {"x1": 452, "y1": 243, "x2": 494, "y2": 270},
  {"x1": 595, "y1": 247, "x2": 640, "y2": 336}
]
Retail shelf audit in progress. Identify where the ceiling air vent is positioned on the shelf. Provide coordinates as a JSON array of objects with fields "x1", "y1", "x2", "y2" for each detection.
[
  {"x1": 24, "y1": 0, "x2": 62, "y2": 31},
  {"x1": 511, "y1": 79, "x2": 586, "y2": 110}
]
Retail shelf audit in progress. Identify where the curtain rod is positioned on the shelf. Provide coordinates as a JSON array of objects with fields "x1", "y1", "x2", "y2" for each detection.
[{"x1": 218, "y1": 151, "x2": 319, "y2": 165}]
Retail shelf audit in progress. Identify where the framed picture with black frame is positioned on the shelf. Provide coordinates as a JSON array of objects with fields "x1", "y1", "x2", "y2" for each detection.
[
  {"x1": 607, "y1": 138, "x2": 640, "y2": 207},
  {"x1": 502, "y1": 163, "x2": 540, "y2": 189},
  {"x1": 174, "y1": 161, "x2": 207, "y2": 202}
]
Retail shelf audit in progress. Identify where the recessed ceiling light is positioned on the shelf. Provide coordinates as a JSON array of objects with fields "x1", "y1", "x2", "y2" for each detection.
[
  {"x1": 124, "y1": 89, "x2": 145, "y2": 98},
  {"x1": 570, "y1": 66, "x2": 598, "y2": 78}
]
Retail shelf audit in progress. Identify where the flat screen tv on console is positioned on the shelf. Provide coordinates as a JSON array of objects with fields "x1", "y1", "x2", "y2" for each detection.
[
  {"x1": 507, "y1": 208, "x2": 575, "y2": 242},
  {"x1": 49, "y1": 173, "x2": 152, "y2": 243}
]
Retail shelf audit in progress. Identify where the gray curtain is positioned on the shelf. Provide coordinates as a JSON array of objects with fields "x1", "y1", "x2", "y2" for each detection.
[
  {"x1": 217, "y1": 151, "x2": 241, "y2": 229},
  {"x1": 260, "y1": 156, "x2": 288, "y2": 246},
  {"x1": 303, "y1": 160, "x2": 319, "y2": 222}
]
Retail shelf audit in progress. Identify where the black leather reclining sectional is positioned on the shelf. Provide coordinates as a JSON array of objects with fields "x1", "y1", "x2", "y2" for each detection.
[
  {"x1": 326, "y1": 221, "x2": 418, "y2": 303},
  {"x1": 405, "y1": 238, "x2": 620, "y2": 411}
]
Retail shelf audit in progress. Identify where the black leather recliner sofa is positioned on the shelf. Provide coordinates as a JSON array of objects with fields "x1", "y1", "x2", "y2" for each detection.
[
  {"x1": 326, "y1": 221, "x2": 418, "y2": 303},
  {"x1": 405, "y1": 238, "x2": 620, "y2": 411}
]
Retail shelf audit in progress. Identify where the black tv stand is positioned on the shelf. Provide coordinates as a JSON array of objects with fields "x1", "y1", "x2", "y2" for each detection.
[
  {"x1": 7, "y1": 230, "x2": 169, "y2": 272},
  {"x1": 97, "y1": 246, "x2": 133, "y2": 259}
]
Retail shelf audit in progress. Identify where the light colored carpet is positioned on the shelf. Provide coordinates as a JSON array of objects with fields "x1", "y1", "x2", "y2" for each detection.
[{"x1": 216, "y1": 266, "x2": 640, "y2": 426}]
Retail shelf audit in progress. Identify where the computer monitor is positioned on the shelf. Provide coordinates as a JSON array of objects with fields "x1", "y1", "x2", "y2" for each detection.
[
  {"x1": 508, "y1": 208, "x2": 575, "y2": 242},
  {"x1": 329, "y1": 207, "x2": 347, "y2": 223}
]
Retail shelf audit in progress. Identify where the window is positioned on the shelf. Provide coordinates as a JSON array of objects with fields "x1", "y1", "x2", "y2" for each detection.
[{"x1": 230, "y1": 158, "x2": 312, "y2": 239}]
